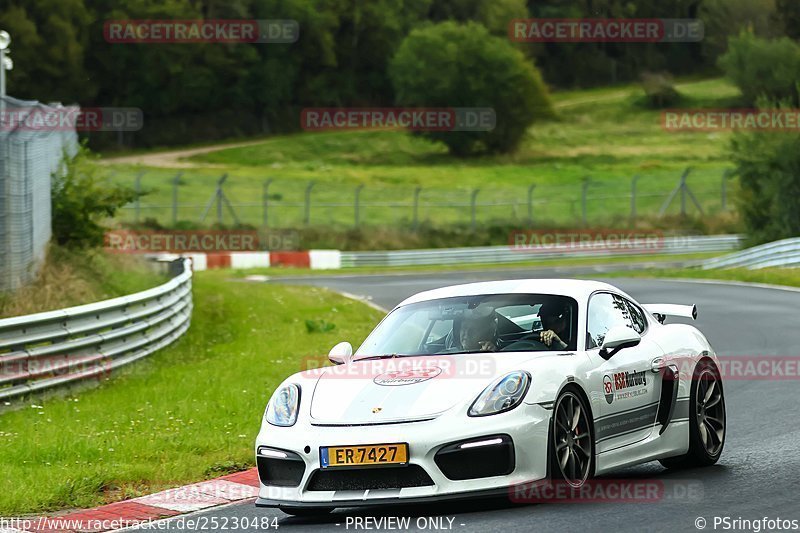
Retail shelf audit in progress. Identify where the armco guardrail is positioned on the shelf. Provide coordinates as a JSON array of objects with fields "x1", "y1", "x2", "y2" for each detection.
[
  {"x1": 702, "y1": 237, "x2": 800, "y2": 270},
  {"x1": 341, "y1": 235, "x2": 743, "y2": 268},
  {"x1": 0, "y1": 258, "x2": 193, "y2": 401}
]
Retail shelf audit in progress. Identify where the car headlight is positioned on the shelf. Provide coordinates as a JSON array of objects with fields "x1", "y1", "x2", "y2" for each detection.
[
  {"x1": 468, "y1": 371, "x2": 531, "y2": 417},
  {"x1": 266, "y1": 384, "x2": 300, "y2": 427}
]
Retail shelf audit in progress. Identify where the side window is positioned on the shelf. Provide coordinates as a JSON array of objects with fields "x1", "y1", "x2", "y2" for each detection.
[
  {"x1": 624, "y1": 299, "x2": 647, "y2": 334},
  {"x1": 586, "y1": 293, "x2": 635, "y2": 349}
]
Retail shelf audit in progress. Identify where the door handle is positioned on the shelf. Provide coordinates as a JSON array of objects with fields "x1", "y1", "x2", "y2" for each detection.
[{"x1": 651, "y1": 357, "x2": 665, "y2": 373}]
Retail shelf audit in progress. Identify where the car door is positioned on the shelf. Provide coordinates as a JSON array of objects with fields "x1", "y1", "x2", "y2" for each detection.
[{"x1": 585, "y1": 292, "x2": 664, "y2": 453}]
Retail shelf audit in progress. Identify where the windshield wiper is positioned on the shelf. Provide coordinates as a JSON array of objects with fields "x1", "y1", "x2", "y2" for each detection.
[
  {"x1": 430, "y1": 350, "x2": 488, "y2": 355},
  {"x1": 354, "y1": 353, "x2": 405, "y2": 361}
]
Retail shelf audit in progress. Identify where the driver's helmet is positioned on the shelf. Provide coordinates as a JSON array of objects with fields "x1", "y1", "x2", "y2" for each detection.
[
  {"x1": 459, "y1": 307, "x2": 497, "y2": 350},
  {"x1": 538, "y1": 301, "x2": 570, "y2": 332}
]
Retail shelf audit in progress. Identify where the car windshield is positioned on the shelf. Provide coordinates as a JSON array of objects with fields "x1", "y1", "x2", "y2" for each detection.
[{"x1": 354, "y1": 293, "x2": 578, "y2": 358}]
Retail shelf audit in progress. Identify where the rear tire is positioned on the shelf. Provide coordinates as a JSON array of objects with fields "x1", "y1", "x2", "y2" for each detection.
[
  {"x1": 279, "y1": 506, "x2": 334, "y2": 517},
  {"x1": 659, "y1": 360, "x2": 725, "y2": 469}
]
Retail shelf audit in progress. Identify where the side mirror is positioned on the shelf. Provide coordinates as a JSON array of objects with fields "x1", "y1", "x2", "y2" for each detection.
[
  {"x1": 599, "y1": 326, "x2": 641, "y2": 360},
  {"x1": 328, "y1": 341, "x2": 353, "y2": 365}
]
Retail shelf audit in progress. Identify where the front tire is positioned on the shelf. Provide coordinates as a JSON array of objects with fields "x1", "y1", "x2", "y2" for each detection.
[
  {"x1": 660, "y1": 360, "x2": 726, "y2": 469},
  {"x1": 549, "y1": 389, "x2": 594, "y2": 487}
]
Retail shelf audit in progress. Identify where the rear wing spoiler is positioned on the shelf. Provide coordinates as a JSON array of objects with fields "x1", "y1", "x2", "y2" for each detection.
[{"x1": 643, "y1": 304, "x2": 697, "y2": 323}]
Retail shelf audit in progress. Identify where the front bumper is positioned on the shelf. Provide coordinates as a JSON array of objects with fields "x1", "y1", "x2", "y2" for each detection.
[{"x1": 254, "y1": 403, "x2": 551, "y2": 508}]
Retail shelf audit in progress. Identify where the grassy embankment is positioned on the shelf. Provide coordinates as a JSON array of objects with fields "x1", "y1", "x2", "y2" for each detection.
[
  {"x1": 0, "y1": 272, "x2": 382, "y2": 515},
  {"x1": 100, "y1": 78, "x2": 744, "y2": 248}
]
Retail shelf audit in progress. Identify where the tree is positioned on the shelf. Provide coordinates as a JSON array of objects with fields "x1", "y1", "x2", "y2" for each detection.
[
  {"x1": 730, "y1": 103, "x2": 800, "y2": 245},
  {"x1": 389, "y1": 21, "x2": 552, "y2": 156},
  {"x1": 718, "y1": 31, "x2": 800, "y2": 105}
]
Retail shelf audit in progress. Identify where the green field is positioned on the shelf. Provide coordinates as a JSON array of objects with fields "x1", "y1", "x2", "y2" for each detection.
[
  {"x1": 0, "y1": 275, "x2": 382, "y2": 515},
  {"x1": 101, "y1": 78, "x2": 742, "y2": 232}
]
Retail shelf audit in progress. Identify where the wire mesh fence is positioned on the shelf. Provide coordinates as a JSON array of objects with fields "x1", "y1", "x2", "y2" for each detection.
[
  {"x1": 111, "y1": 166, "x2": 735, "y2": 231},
  {"x1": 0, "y1": 95, "x2": 78, "y2": 291}
]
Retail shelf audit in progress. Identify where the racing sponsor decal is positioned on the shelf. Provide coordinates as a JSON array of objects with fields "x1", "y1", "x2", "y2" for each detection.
[
  {"x1": 373, "y1": 366, "x2": 443, "y2": 386},
  {"x1": 595, "y1": 403, "x2": 659, "y2": 442},
  {"x1": 603, "y1": 369, "x2": 647, "y2": 404}
]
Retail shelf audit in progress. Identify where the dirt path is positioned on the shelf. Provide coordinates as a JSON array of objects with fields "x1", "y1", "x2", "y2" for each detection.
[{"x1": 100, "y1": 139, "x2": 268, "y2": 168}]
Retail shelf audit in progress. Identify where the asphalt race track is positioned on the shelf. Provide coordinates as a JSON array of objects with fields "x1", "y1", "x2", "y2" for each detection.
[{"x1": 135, "y1": 267, "x2": 800, "y2": 533}]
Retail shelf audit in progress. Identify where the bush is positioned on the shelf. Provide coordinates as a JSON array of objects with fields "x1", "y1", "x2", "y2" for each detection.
[
  {"x1": 389, "y1": 21, "x2": 552, "y2": 156},
  {"x1": 729, "y1": 107, "x2": 800, "y2": 244},
  {"x1": 52, "y1": 146, "x2": 140, "y2": 248},
  {"x1": 718, "y1": 31, "x2": 800, "y2": 105},
  {"x1": 639, "y1": 72, "x2": 682, "y2": 109}
]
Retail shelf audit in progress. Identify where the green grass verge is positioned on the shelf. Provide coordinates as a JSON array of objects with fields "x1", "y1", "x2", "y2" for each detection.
[
  {"x1": 0, "y1": 248, "x2": 167, "y2": 319},
  {"x1": 100, "y1": 78, "x2": 742, "y2": 231},
  {"x1": 603, "y1": 266, "x2": 800, "y2": 288},
  {"x1": 0, "y1": 273, "x2": 383, "y2": 515}
]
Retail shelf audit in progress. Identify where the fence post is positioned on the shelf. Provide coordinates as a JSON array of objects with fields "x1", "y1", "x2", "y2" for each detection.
[
  {"x1": 721, "y1": 169, "x2": 732, "y2": 211},
  {"x1": 680, "y1": 171, "x2": 687, "y2": 216},
  {"x1": 354, "y1": 184, "x2": 364, "y2": 228},
  {"x1": 527, "y1": 183, "x2": 536, "y2": 226},
  {"x1": 171, "y1": 172, "x2": 182, "y2": 226},
  {"x1": 630, "y1": 175, "x2": 640, "y2": 226},
  {"x1": 134, "y1": 171, "x2": 145, "y2": 225},
  {"x1": 412, "y1": 186, "x2": 422, "y2": 230},
  {"x1": 262, "y1": 178, "x2": 273, "y2": 227},
  {"x1": 581, "y1": 177, "x2": 591, "y2": 227},
  {"x1": 216, "y1": 174, "x2": 228, "y2": 226},
  {"x1": 470, "y1": 188, "x2": 480, "y2": 230},
  {"x1": 304, "y1": 181, "x2": 316, "y2": 226}
]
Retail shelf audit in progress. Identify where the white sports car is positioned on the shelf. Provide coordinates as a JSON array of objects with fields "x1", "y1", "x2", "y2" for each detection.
[{"x1": 255, "y1": 279, "x2": 726, "y2": 515}]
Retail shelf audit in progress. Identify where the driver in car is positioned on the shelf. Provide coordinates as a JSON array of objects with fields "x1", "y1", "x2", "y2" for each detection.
[
  {"x1": 459, "y1": 312, "x2": 498, "y2": 352},
  {"x1": 538, "y1": 302, "x2": 570, "y2": 350}
]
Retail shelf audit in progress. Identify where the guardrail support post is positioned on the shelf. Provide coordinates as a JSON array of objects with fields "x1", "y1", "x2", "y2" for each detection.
[
  {"x1": 304, "y1": 181, "x2": 316, "y2": 226},
  {"x1": 354, "y1": 184, "x2": 364, "y2": 228},
  {"x1": 134, "y1": 171, "x2": 145, "y2": 225},
  {"x1": 470, "y1": 188, "x2": 480, "y2": 230},
  {"x1": 412, "y1": 186, "x2": 422, "y2": 230},
  {"x1": 527, "y1": 184, "x2": 536, "y2": 227},
  {"x1": 171, "y1": 172, "x2": 183, "y2": 226},
  {"x1": 262, "y1": 178, "x2": 273, "y2": 227},
  {"x1": 630, "y1": 175, "x2": 640, "y2": 227}
]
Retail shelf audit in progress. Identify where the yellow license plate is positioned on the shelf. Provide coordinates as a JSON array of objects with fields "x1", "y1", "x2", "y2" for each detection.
[{"x1": 320, "y1": 443, "x2": 408, "y2": 468}]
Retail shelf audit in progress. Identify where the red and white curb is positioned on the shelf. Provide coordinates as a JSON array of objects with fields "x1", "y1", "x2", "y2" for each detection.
[
  {"x1": 4, "y1": 468, "x2": 259, "y2": 533},
  {"x1": 151, "y1": 250, "x2": 341, "y2": 271}
]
